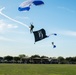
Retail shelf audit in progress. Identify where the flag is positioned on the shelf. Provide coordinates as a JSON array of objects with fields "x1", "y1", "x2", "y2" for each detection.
[{"x1": 33, "y1": 28, "x2": 48, "y2": 43}]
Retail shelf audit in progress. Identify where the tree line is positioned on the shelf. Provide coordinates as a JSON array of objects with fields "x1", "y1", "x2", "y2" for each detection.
[{"x1": 0, "y1": 54, "x2": 76, "y2": 64}]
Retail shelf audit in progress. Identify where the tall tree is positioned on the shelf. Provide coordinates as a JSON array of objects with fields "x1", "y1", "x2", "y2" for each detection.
[
  {"x1": 58, "y1": 56, "x2": 64, "y2": 64},
  {"x1": 4, "y1": 56, "x2": 13, "y2": 63},
  {"x1": 13, "y1": 57, "x2": 20, "y2": 63}
]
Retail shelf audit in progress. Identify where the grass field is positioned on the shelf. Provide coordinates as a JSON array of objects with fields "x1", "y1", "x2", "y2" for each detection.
[{"x1": 0, "y1": 64, "x2": 76, "y2": 75}]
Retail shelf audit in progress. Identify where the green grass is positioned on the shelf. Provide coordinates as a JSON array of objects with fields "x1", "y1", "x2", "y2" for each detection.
[{"x1": 0, "y1": 64, "x2": 76, "y2": 75}]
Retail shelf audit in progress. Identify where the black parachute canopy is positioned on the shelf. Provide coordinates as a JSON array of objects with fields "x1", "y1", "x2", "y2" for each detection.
[{"x1": 33, "y1": 28, "x2": 48, "y2": 43}]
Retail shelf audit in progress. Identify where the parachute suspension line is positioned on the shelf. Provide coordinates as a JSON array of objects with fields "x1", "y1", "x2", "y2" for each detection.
[
  {"x1": 48, "y1": 33, "x2": 57, "y2": 37},
  {"x1": 0, "y1": 10, "x2": 29, "y2": 29}
]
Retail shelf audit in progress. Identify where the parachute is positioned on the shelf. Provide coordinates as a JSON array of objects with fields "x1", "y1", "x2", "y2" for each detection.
[{"x1": 18, "y1": 0, "x2": 44, "y2": 11}]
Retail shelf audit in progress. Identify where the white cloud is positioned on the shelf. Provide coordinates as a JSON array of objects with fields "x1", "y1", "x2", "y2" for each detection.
[
  {"x1": 65, "y1": 31, "x2": 76, "y2": 36},
  {"x1": 0, "y1": 19, "x2": 18, "y2": 32},
  {"x1": 7, "y1": 24, "x2": 18, "y2": 28},
  {"x1": 57, "y1": 30, "x2": 76, "y2": 37},
  {"x1": 58, "y1": 6, "x2": 75, "y2": 13},
  {"x1": 0, "y1": 36, "x2": 14, "y2": 41},
  {"x1": 16, "y1": 16, "x2": 30, "y2": 20}
]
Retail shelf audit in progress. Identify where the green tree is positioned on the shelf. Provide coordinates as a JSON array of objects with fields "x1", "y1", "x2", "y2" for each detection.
[
  {"x1": 13, "y1": 57, "x2": 20, "y2": 63},
  {"x1": 0, "y1": 57, "x2": 3, "y2": 63},
  {"x1": 66, "y1": 57, "x2": 73, "y2": 64},
  {"x1": 58, "y1": 56, "x2": 64, "y2": 64},
  {"x1": 19, "y1": 54, "x2": 27, "y2": 63},
  {"x1": 4, "y1": 56, "x2": 13, "y2": 63}
]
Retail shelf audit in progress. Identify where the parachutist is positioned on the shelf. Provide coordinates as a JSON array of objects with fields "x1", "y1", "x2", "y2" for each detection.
[
  {"x1": 52, "y1": 42, "x2": 54, "y2": 45},
  {"x1": 52, "y1": 42, "x2": 56, "y2": 48},
  {"x1": 29, "y1": 23, "x2": 34, "y2": 33}
]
